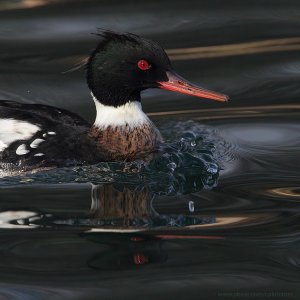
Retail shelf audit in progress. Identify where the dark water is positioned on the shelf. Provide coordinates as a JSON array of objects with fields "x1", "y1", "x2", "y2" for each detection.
[{"x1": 0, "y1": 0, "x2": 300, "y2": 299}]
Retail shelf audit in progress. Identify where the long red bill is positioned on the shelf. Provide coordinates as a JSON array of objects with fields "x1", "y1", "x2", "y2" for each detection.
[{"x1": 158, "y1": 71, "x2": 229, "y2": 102}]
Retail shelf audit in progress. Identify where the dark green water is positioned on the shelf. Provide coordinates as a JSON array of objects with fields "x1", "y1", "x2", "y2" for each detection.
[{"x1": 0, "y1": 0, "x2": 299, "y2": 299}]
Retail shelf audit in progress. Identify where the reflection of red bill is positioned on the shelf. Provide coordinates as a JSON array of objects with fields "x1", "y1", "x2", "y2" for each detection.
[
  {"x1": 134, "y1": 253, "x2": 149, "y2": 265},
  {"x1": 158, "y1": 71, "x2": 229, "y2": 102},
  {"x1": 156, "y1": 235, "x2": 225, "y2": 240}
]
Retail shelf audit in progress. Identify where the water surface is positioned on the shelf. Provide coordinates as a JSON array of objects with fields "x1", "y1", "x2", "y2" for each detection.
[{"x1": 0, "y1": 0, "x2": 299, "y2": 299}]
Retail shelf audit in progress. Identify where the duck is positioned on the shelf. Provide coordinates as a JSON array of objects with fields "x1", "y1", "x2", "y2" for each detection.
[{"x1": 0, "y1": 30, "x2": 228, "y2": 173}]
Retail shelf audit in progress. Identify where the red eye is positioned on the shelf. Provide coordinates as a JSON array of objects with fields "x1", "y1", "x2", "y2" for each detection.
[{"x1": 137, "y1": 59, "x2": 150, "y2": 71}]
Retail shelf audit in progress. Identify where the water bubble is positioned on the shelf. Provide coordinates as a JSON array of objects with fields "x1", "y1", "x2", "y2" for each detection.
[
  {"x1": 207, "y1": 163, "x2": 219, "y2": 174},
  {"x1": 167, "y1": 162, "x2": 177, "y2": 171},
  {"x1": 188, "y1": 201, "x2": 195, "y2": 212}
]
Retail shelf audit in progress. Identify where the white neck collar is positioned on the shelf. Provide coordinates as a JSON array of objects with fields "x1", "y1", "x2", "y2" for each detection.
[{"x1": 92, "y1": 93, "x2": 150, "y2": 129}]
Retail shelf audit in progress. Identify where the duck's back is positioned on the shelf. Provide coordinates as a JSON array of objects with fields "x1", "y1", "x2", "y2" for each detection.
[{"x1": 0, "y1": 101, "x2": 100, "y2": 173}]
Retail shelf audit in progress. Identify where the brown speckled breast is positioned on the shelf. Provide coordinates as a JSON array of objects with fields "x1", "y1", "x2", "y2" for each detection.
[{"x1": 88, "y1": 122, "x2": 163, "y2": 161}]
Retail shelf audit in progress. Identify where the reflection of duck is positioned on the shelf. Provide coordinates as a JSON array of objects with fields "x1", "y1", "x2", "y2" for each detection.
[
  {"x1": 89, "y1": 184, "x2": 217, "y2": 230},
  {"x1": 4, "y1": 183, "x2": 218, "y2": 231},
  {"x1": 84, "y1": 184, "x2": 226, "y2": 269},
  {"x1": 0, "y1": 31, "x2": 228, "y2": 173},
  {"x1": 90, "y1": 185, "x2": 152, "y2": 224},
  {"x1": 1, "y1": 183, "x2": 223, "y2": 269},
  {"x1": 84, "y1": 184, "x2": 218, "y2": 269}
]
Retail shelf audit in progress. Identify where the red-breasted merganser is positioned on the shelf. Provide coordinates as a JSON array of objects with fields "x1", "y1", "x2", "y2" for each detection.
[{"x1": 0, "y1": 31, "x2": 228, "y2": 173}]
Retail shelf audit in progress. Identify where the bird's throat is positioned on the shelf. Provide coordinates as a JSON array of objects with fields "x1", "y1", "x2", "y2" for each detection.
[
  {"x1": 89, "y1": 94, "x2": 163, "y2": 160},
  {"x1": 92, "y1": 93, "x2": 150, "y2": 129}
]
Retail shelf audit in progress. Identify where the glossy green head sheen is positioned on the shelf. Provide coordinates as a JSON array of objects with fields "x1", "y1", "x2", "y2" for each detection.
[{"x1": 86, "y1": 31, "x2": 171, "y2": 107}]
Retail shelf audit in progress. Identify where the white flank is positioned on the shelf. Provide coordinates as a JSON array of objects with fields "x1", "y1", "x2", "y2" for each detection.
[
  {"x1": 92, "y1": 93, "x2": 150, "y2": 129},
  {"x1": 0, "y1": 119, "x2": 40, "y2": 152},
  {"x1": 30, "y1": 138, "x2": 45, "y2": 148},
  {"x1": 16, "y1": 144, "x2": 30, "y2": 155},
  {"x1": 34, "y1": 153, "x2": 45, "y2": 157}
]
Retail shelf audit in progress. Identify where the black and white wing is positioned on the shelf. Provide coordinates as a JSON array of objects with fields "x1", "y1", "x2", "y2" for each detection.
[{"x1": 0, "y1": 101, "x2": 97, "y2": 172}]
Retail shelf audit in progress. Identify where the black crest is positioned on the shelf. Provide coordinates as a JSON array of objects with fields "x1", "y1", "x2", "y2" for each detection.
[{"x1": 86, "y1": 30, "x2": 171, "y2": 107}]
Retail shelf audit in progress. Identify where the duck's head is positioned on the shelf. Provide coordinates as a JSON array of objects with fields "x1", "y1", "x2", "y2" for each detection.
[{"x1": 86, "y1": 30, "x2": 228, "y2": 107}]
